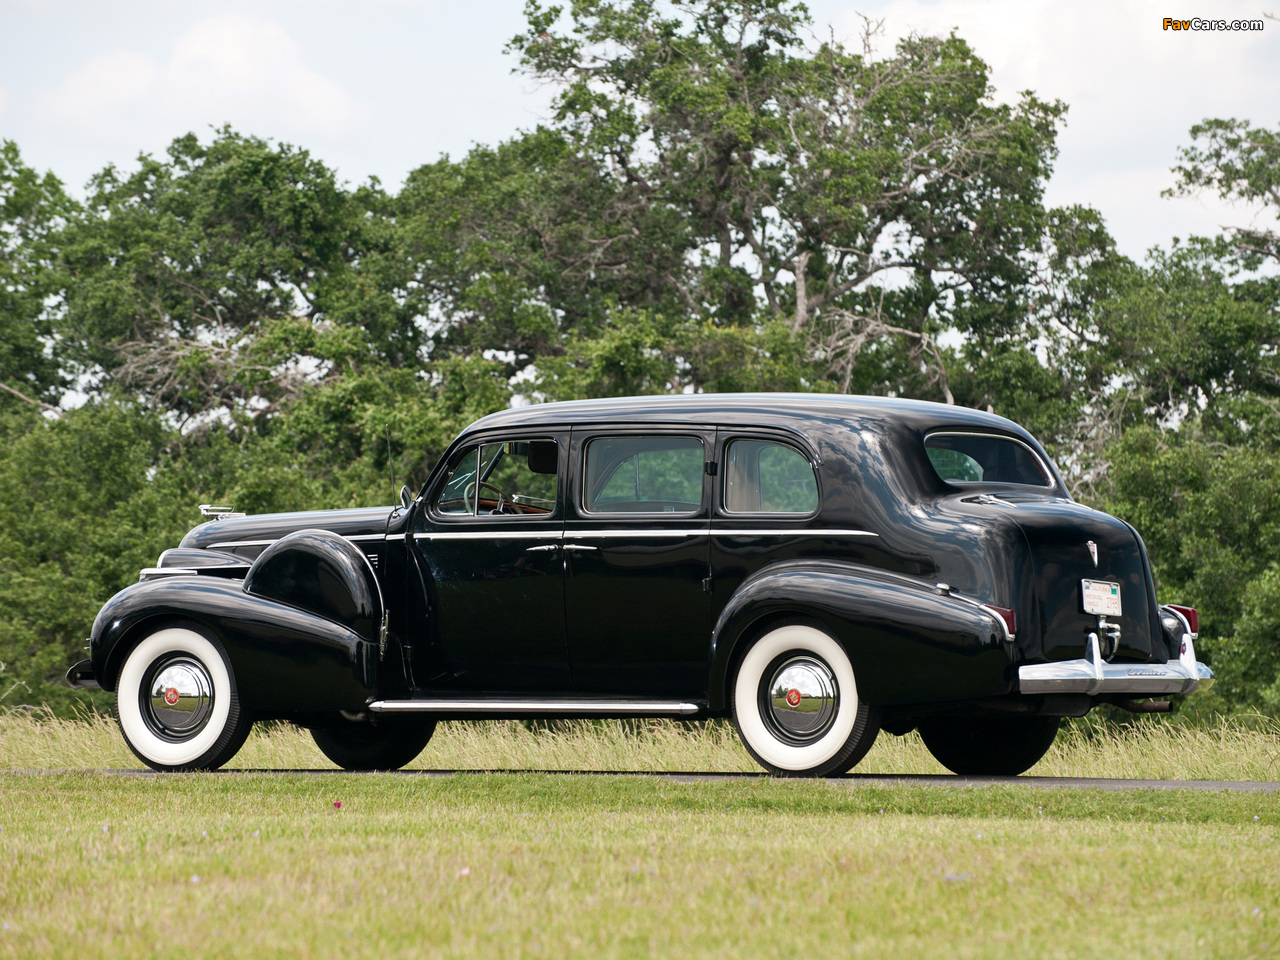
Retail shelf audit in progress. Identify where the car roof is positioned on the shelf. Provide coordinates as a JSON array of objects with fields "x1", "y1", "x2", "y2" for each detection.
[{"x1": 464, "y1": 393, "x2": 1035, "y2": 439}]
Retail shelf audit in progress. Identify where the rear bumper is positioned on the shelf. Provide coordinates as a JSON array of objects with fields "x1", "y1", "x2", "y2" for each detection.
[{"x1": 1018, "y1": 631, "x2": 1214, "y2": 697}]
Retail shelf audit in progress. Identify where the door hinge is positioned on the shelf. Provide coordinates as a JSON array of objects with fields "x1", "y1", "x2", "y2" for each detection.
[
  {"x1": 704, "y1": 461, "x2": 718, "y2": 476},
  {"x1": 379, "y1": 610, "x2": 390, "y2": 659},
  {"x1": 702, "y1": 577, "x2": 713, "y2": 593}
]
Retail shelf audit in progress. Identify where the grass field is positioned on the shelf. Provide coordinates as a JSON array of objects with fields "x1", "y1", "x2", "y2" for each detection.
[
  {"x1": 2, "y1": 712, "x2": 1279, "y2": 958},
  {"x1": 1, "y1": 770, "x2": 1278, "y2": 959},
  {"x1": 2, "y1": 708, "x2": 1280, "y2": 781}
]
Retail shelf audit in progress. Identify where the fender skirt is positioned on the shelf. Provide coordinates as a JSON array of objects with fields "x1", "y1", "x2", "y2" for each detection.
[
  {"x1": 91, "y1": 530, "x2": 382, "y2": 712},
  {"x1": 708, "y1": 561, "x2": 1014, "y2": 710}
]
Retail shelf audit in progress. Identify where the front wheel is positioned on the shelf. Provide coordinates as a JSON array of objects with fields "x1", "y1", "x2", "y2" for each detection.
[
  {"x1": 918, "y1": 716, "x2": 1061, "y2": 776},
  {"x1": 311, "y1": 714, "x2": 437, "y2": 771},
  {"x1": 731, "y1": 622, "x2": 879, "y2": 777},
  {"x1": 115, "y1": 624, "x2": 253, "y2": 772}
]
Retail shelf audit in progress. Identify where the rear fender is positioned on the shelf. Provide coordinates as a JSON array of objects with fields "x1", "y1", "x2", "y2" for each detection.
[{"x1": 709, "y1": 561, "x2": 1013, "y2": 710}]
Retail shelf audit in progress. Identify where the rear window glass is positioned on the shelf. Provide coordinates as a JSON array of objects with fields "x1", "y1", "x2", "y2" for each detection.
[{"x1": 925, "y1": 433, "x2": 1050, "y2": 486}]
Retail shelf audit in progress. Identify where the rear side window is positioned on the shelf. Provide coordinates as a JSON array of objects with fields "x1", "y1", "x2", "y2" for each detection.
[
  {"x1": 724, "y1": 439, "x2": 818, "y2": 514},
  {"x1": 925, "y1": 433, "x2": 1050, "y2": 486},
  {"x1": 585, "y1": 436, "x2": 704, "y2": 514}
]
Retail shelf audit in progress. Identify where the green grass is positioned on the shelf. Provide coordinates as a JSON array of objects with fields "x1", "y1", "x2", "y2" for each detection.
[
  {"x1": 3, "y1": 712, "x2": 1278, "y2": 957},
  {"x1": 2, "y1": 708, "x2": 1280, "y2": 782},
  {"x1": 1, "y1": 772, "x2": 1277, "y2": 959}
]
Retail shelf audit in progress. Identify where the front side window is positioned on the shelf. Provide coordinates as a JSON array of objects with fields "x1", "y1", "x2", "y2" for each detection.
[
  {"x1": 584, "y1": 436, "x2": 704, "y2": 514},
  {"x1": 724, "y1": 439, "x2": 819, "y2": 514},
  {"x1": 434, "y1": 439, "x2": 559, "y2": 516},
  {"x1": 925, "y1": 433, "x2": 1051, "y2": 487}
]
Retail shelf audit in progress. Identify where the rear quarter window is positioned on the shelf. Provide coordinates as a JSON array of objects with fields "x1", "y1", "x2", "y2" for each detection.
[{"x1": 925, "y1": 433, "x2": 1051, "y2": 487}]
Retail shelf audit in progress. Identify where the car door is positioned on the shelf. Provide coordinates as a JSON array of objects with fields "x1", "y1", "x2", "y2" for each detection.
[
  {"x1": 709, "y1": 430, "x2": 826, "y2": 622},
  {"x1": 410, "y1": 432, "x2": 571, "y2": 691},
  {"x1": 562, "y1": 426, "x2": 714, "y2": 697}
]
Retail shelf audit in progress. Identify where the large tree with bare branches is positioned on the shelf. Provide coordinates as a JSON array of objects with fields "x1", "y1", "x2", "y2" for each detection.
[{"x1": 501, "y1": 0, "x2": 1064, "y2": 400}]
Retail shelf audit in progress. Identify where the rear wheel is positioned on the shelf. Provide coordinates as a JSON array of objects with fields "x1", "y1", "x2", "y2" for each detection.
[
  {"x1": 311, "y1": 714, "x2": 437, "y2": 771},
  {"x1": 918, "y1": 715, "x2": 1060, "y2": 776},
  {"x1": 731, "y1": 622, "x2": 879, "y2": 777},
  {"x1": 115, "y1": 624, "x2": 253, "y2": 772}
]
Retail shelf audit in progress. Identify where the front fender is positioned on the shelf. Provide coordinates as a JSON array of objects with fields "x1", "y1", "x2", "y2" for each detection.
[
  {"x1": 708, "y1": 561, "x2": 1013, "y2": 710},
  {"x1": 89, "y1": 576, "x2": 377, "y2": 712}
]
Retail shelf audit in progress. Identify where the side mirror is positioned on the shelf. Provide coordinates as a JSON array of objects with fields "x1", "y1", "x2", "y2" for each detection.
[{"x1": 399, "y1": 485, "x2": 413, "y2": 510}]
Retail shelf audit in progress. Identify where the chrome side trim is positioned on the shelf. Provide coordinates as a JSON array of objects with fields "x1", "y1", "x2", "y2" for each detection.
[
  {"x1": 138, "y1": 567, "x2": 202, "y2": 579},
  {"x1": 712, "y1": 528, "x2": 880, "y2": 538},
  {"x1": 368, "y1": 699, "x2": 702, "y2": 716},
  {"x1": 413, "y1": 530, "x2": 562, "y2": 541},
  {"x1": 213, "y1": 527, "x2": 884, "y2": 547},
  {"x1": 565, "y1": 529, "x2": 705, "y2": 539},
  {"x1": 208, "y1": 533, "x2": 390, "y2": 549},
  {"x1": 412, "y1": 527, "x2": 880, "y2": 541}
]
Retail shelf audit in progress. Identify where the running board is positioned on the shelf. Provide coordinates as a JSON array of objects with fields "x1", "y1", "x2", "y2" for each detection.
[{"x1": 368, "y1": 698, "x2": 703, "y2": 716}]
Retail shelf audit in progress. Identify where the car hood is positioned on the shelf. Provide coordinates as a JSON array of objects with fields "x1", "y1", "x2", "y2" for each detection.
[{"x1": 179, "y1": 506, "x2": 394, "y2": 559}]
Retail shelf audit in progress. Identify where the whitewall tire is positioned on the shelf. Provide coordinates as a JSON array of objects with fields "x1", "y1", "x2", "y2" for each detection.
[
  {"x1": 732, "y1": 622, "x2": 879, "y2": 777},
  {"x1": 115, "y1": 625, "x2": 252, "y2": 771}
]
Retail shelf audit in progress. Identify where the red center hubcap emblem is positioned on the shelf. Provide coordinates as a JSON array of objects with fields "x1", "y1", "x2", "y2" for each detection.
[
  {"x1": 164, "y1": 688, "x2": 180, "y2": 706},
  {"x1": 785, "y1": 689, "x2": 802, "y2": 708}
]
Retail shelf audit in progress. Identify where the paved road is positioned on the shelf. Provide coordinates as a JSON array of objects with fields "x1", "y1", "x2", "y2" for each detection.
[{"x1": 53, "y1": 768, "x2": 1280, "y2": 792}]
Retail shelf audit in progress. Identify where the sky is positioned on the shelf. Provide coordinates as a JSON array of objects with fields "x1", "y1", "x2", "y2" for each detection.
[{"x1": 0, "y1": 0, "x2": 1276, "y2": 261}]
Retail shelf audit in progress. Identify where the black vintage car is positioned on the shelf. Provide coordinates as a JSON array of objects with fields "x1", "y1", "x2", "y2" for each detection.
[{"x1": 69, "y1": 394, "x2": 1212, "y2": 776}]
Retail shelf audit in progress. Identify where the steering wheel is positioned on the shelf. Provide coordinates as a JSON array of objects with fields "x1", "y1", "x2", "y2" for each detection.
[{"x1": 463, "y1": 479, "x2": 510, "y2": 515}]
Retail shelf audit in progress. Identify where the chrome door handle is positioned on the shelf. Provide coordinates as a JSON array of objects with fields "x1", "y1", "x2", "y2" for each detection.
[
  {"x1": 562, "y1": 544, "x2": 599, "y2": 553},
  {"x1": 524, "y1": 544, "x2": 560, "y2": 554}
]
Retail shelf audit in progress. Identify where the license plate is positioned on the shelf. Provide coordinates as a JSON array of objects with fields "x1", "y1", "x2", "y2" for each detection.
[{"x1": 1081, "y1": 579, "x2": 1122, "y2": 617}]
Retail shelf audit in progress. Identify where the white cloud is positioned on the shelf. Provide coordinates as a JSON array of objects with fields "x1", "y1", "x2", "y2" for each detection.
[
  {"x1": 0, "y1": 85, "x2": 9, "y2": 119},
  {"x1": 39, "y1": 14, "x2": 362, "y2": 147},
  {"x1": 41, "y1": 51, "x2": 160, "y2": 138},
  {"x1": 822, "y1": 0, "x2": 1278, "y2": 257}
]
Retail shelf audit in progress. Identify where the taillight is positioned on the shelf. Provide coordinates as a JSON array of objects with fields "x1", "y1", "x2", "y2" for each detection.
[
  {"x1": 1168, "y1": 604, "x2": 1198, "y2": 634},
  {"x1": 986, "y1": 605, "x2": 1017, "y2": 638}
]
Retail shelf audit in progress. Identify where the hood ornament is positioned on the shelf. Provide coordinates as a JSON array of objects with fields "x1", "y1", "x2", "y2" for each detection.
[
  {"x1": 198, "y1": 503, "x2": 244, "y2": 520},
  {"x1": 1086, "y1": 540, "x2": 1098, "y2": 568}
]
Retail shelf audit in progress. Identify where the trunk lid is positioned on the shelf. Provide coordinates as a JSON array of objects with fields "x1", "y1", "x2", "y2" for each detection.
[{"x1": 1002, "y1": 496, "x2": 1165, "y2": 664}]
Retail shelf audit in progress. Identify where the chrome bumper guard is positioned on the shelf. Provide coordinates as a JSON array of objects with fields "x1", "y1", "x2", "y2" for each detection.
[
  {"x1": 1018, "y1": 630, "x2": 1214, "y2": 696},
  {"x1": 65, "y1": 657, "x2": 99, "y2": 689}
]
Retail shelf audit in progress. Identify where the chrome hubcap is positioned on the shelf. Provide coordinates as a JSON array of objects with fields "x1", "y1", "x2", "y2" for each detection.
[
  {"x1": 145, "y1": 658, "x2": 214, "y2": 739},
  {"x1": 765, "y1": 656, "x2": 839, "y2": 743}
]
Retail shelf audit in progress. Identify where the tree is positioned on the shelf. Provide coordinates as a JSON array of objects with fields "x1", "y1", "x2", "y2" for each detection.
[
  {"x1": 508, "y1": 0, "x2": 1065, "y2": 399},
  {"x1": 55, "y1": 129, "x2": 419, "y2": 426},
  {"x1": 0, "y1": 141, "x2": 74, "y2": 414},
  {"x1": 1170, "y1": 118, "x2": 1280, "y2": 267}
]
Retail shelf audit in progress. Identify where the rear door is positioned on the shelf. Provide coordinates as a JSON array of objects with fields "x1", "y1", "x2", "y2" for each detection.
[{"x1": 562, "y1": 427, "x2": 714, "y2": 697}]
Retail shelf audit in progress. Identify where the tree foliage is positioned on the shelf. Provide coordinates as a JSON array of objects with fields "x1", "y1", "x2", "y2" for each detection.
[{"x1": 0, "y1": 141, "x2": 74, "y2": 412}]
